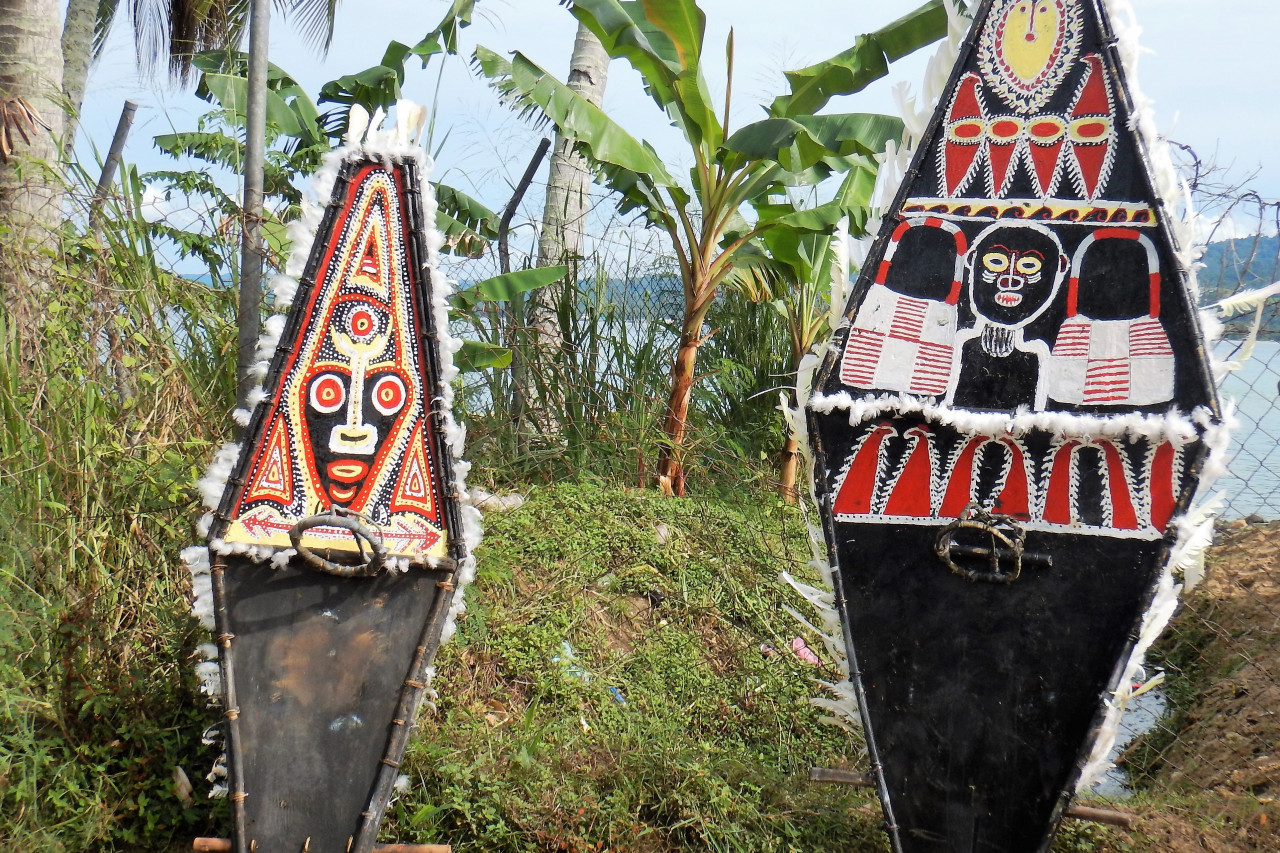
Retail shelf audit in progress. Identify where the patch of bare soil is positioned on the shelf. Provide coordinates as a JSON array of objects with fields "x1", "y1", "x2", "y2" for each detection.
[
  {"x1": 1118, "y1": 522, "x2": 1280, "y2": 849},
  {"x1": 1164, "y1": 523, "x2": 1280, "y2": 795}
]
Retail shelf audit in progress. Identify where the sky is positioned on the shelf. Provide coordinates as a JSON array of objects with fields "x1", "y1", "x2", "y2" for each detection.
[{"x1": 76, "y1": 0, "x2": 1280, "y2": 265}]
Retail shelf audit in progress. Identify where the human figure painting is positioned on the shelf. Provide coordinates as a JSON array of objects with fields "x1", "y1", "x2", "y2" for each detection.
[{"x1": 807, "y1": 1, "x2": 1223, "y2": 850}]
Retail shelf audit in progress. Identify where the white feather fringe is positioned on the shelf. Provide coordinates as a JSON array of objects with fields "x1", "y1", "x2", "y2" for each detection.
[
  {"x1": 1075, "y1": 404, "x2": 1234, "y2": 791},
  {"x1": 1073, "y1": 1, "x2": 1236, "y2": 791},
  {"x1": 777, "y1": 0, "x2": 973, "y2": 735}
]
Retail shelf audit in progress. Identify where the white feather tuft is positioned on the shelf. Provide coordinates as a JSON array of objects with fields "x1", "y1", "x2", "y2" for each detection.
[
  {"x1": 197, "y1": 443, "x2": 242, "y2": 511},
  {"x1": 269, "y1": 549, "x2": 296, "y2": 570}
]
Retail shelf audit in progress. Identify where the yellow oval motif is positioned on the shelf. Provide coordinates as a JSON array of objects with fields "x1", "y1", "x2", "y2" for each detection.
[
  {"x1": 983, "y1": 253, "x2": 1011, "y2": 273},
  {"x1": 330, "y1": 463, "x2": 365, "y2": 479},
  {"x1": 999, "y1": 1, "x2": 1064, "y2": 84}
]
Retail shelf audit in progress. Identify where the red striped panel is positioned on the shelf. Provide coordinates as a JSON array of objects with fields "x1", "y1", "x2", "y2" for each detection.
[
  {"x1": 1129, "y1": 319, "x2": 1173, "y2": 355},
  {"x1": 1051, "y1": 323, "x2": 1091, "y2": 357},
  {"x1": 840, "y1": 329, "x2": 885, "y2": 387},
  {"x1": 1084, "y1": 357, "x2": 1130, "y2": 402},
  {"x1": 888, "y1": 299, "x2": 929, "y2": 341},
  {"x1": 909, "y1": 342, "x2": 954, "y2": 394}
]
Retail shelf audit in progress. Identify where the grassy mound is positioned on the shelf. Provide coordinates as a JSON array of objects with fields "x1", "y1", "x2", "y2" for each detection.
[
  {"x1": 383, "y1": 483, "x2": 886, "y2": 852},
  {"x1": 1113, "y1": 523, "x2": 1280, "y2": 851}
]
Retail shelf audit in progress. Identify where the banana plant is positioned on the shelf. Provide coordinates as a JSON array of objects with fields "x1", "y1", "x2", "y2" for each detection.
[
  {"x1": 474, "y1": 0, "x2": 947, "y2": 495},
  {"x1": 725, "y1": 165, "x2": 878, "y2": 501}
]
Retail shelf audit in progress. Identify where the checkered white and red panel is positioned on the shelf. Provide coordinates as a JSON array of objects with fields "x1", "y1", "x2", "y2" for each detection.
[{"x1": 840, "y1": 287, "x2": 958, "y2": 396}]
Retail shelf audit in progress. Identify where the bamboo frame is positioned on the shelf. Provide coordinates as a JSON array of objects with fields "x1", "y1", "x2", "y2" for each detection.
[
  {"x1": 194, "y1": 841, "x2": 450, "y2": 853},
  {"x1": 807, "y1": 767, "x2": 1136, "y2": 829}
]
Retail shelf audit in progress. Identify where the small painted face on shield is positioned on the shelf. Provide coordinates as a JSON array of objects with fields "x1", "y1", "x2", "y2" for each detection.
[
  {"x1": 967, "y1": 224, "x2": 1067, "y2": 328},
  {"x1": 303, "y1": 299, "x2": 412, "y2": 507}
]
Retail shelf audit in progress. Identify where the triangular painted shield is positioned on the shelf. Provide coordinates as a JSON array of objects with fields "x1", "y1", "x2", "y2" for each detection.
[
  {"x1": 806, "y1": 1, "x2": 1223, "y2": 851},
  {"x1": 220, "y1": 160, "x2": 449, "y2": 565},
  {"x1": 191, "y1": 119, "x2": 476, "y2": 853}
]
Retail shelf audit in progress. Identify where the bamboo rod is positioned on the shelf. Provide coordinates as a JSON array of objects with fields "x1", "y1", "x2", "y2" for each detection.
[
  {"x1": 209, "y1": 555, "x2": 248, "y2": 851},
  {"x1": 806, "y1": 767, "x2": 1135, "y2": 830},
  {"x1": 808, "y1": 767, "x2": 869, "y2": 786},
  {"x1": 349, "y1": 569, "x2": 457, "y2": 853},
  {"x1": 89, "y1": 100, "x2": 137, "y2": 228},
  {"x1": 1062, "y1": 805, "x2": 1135, "y2": 830},
  {"x1": 194, "y1": 841, "x2": 450, "y2": 852}
]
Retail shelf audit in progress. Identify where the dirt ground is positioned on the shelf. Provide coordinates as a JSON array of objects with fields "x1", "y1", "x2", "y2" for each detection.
[{"x1": 1112, "y1": 522, "x2": 1280, "y2": 850}]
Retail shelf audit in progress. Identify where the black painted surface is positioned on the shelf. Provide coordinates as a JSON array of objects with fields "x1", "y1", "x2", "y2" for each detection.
[
  {"x1": 805, "y1": 1, "x2": 1221, "y2": 850},
  {"x1": 832, "y1": 522, "x2": 1157, "y2": 851},
  {"x1": 222, "y1": 557, "x2": 447, "y2": 853}
]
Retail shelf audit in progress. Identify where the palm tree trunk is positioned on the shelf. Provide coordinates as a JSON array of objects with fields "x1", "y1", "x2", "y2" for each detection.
[
  {"x1": 534, "y1": 22, "x2": 609, "y2": 326},
  {"x1": 527, "y1": 22, "x2": 609, "y2": 434},
  {"x1": 0, "y1": 0, "x2": 66, "y2": 343},
  {"x1": 60, "y1": 0, "x2": 96, "y2": 120}
]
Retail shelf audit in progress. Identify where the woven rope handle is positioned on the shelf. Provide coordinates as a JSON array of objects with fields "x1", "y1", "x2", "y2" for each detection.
[{"x1": 288, "y1": 511, "x2": 388, "y2": 578}]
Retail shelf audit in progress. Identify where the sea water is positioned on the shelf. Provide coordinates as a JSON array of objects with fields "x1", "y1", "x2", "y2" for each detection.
[{"x1": 1215, "y1": 339, "x2": 1280, "y2": 519}]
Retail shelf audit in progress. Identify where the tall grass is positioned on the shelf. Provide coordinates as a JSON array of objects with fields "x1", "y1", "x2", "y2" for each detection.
[
  {"x1": 458, "y1": 253, "x2": 792, "y2": 492},
  {"x1": 0, "y1": 161, "x2": 234, "y2": 850}
]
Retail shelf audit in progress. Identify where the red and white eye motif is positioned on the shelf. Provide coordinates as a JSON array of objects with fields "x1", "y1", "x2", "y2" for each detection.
[
  {"x1": 349, "y1": 308, "x2": 377, "y2": 338},
  {"x1": 371, "y1": 374, "x2": 407, "y2": 416},
  {"x1": 309, "y1": 373, "x2": 346, "y2": 413}
]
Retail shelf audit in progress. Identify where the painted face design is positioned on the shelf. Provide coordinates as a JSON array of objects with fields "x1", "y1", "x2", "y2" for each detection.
[
  {"x1": 968, "y1": 224, "x2": 1066, "y2": 328},
  {"x1": 981, "y1": 246, "x2": 1044, "y2": 309},
  {"x1": 1002, "y1": 1, "x2": 1061, "y2": 78},
  {"x1": 224, "y1": 163, "x2": 447, "y2": 561},
  {"x1": 302, "y1": 299, "x2": 412, "y2": 507}
]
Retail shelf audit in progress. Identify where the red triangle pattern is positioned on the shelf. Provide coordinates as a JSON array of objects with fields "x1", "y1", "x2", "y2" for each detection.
[
  {"x1": 1068, "y1": 54, "x2": 1114, "y2": 200},
  {"x1": 389, "y1": 420, "x2": 437, "y2": 519},
  {"x1": 354, "y1": 228, "x2": 383, "y2": 286},
  {"x1": 833, "y1": 424, "x2": 896, "y2": 516},
  {"x1": 884, "y1": 427, "x2": 934, "y2": 518},
  {"x1": 992, "y1": 438, "x2": 1031, "y2": 521},
  {"x1": 244, "y1": 415, "x2": 295, "y2": 507},
  {"x1": 943, "y1": 74, "x2": 987, "y2": 196}
]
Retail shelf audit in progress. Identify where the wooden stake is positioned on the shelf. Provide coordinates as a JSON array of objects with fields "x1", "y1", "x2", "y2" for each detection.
[
  {"x1": 808, "y1": 767, "x2": 869, "y2": 786},
  {"x1": 1062, "y1": 805, "x2": 1135, "y2": 830}
]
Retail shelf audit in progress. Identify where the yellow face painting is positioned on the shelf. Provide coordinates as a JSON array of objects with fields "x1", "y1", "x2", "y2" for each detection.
[
  {"x1": 978, "y1": 0, "x2": 1082, "y2": 114},
  {"x1": 1001, "y1": 1, "x2": 1063, "y2": 83}
]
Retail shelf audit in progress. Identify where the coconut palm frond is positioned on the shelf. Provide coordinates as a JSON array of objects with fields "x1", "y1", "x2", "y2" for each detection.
[
  {"x1": 129, "y1": 0, "x2": 232, "y2": 80},
  {"x1": 93, "y1": 0, "x2": 125, "y2": 60},
  {"x1": 0, "y1": 98, "x2": 53, "y2": 163},
  {"x1": 122, "y1": 0, "x2": 339, "y2": 82},
  {"x1": 289, "y1": 0, "x2": 340, "y2": 52}
]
